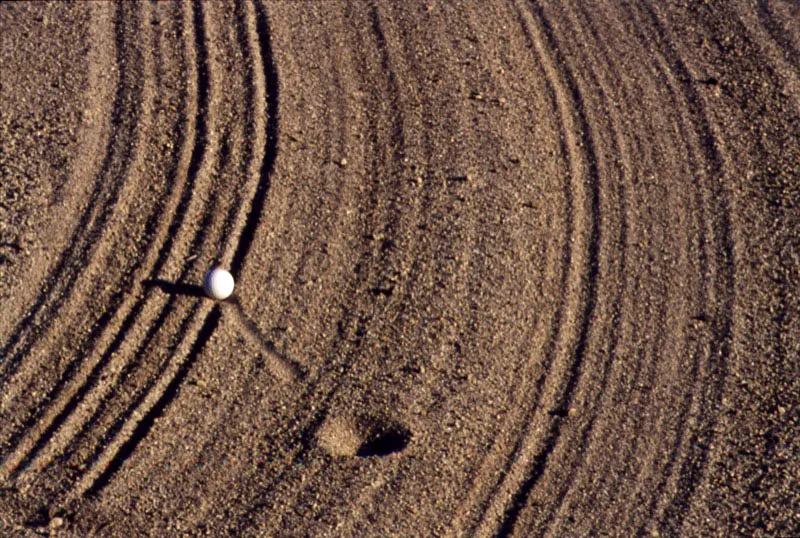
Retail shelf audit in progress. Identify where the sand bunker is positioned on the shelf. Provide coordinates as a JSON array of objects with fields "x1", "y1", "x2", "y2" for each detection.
[{"x1": 1, "y1": 1, "x2": 797, "y2": 536}]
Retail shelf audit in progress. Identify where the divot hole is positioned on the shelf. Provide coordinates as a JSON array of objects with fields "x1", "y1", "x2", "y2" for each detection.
[
  {"x1": 356, "y1": 424, "x2": 411, "y2": 457},
  {"x1": 316, "y1": 414, "x2": 411, "y2": 458}
]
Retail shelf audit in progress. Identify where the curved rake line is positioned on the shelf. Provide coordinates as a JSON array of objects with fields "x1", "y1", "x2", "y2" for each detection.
[
  {"x1": 81, "y1": 306, "x2": 221, "y2": 497},
  {"x1": 1, "y1": 1, "x2": 150, "y2": 469},
  {"x1": 235, "y1": 1, "x2": 426, "y2": 533},
  {"x1": 0, "y1": 0, "x2": 214, "y2": 488},
  {"x1": 53, "y1": 0, "x2": 217, "y2": 498},
  {"x1": 755, "y1": 0, "x2": 800, "y2": 73},
  {"x1": 633, "y1": 4, "x2": 733, "y2": 536},
  {"x1": 495, "y1": 4, "x2": 601, "y2": 538},
  {"x1": 285, "y1": 2, "x2": 458, "y2": 534},
  {"x1": 533, "y1": 4, "x2": 633, "y2": 535},
  {"x1": 0, "y1": 1, "x2": 142, "y2": 389}
]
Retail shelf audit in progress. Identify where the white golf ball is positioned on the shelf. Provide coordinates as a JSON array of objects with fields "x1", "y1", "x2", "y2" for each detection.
[{"x1": 203, "y1": 267, "x2": 235, "y2": 300}]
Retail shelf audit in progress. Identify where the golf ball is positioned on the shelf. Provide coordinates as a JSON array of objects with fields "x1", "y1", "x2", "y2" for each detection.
[{"x1": 203, "y1": 267, "x2": 235, "y2": 300}]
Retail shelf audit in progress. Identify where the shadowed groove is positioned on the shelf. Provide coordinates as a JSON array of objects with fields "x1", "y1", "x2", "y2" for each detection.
[
  {"x1": 427, "y1": 4, "x2": 574, "y2": 535},
  {"x1": 595, "y1": 6, "x2": 712, "y2": 534},
  {"x1": 530, "y1": 3, "x2": 632, "y2": 534},
  {"x1": 534, "y1": 4, "x2": 672, "y2": 536},
  {"x1": 0, "y1": 0, "x2": 214, "y2": 486},
  {"x1": 52, "y1": 0, "x2": 212, "y2": 482},
  {"x1": 76, "y1": 0, "x2": 269, "y2": 502},
  {"x1": 459, "y1": 2, "x2": 579, "y2": 534},
  {"x1": 0, "y1": 1, "x2": 144, "y2": 389},
  {"x1": 232, "y1": 3, "x2": 423, "y2": 533},
  {"x1": 73, "y1": 131, "x2": 226, "y2": 497},
  {"x1": 439, "y1": 1, "x2": 589, "y2": 535},
  {"x1": 1, "y1": 2, "x2": 154, "y2": 472},
  {"x1": 0, "y1": 2, "x2": 252, "y2": 509},
  {"x1": 229, "y1": 0, "x2": 279, "y2": 275},
  {"x1": 756, "y1": 0, "x2": 800, "y2": 72},
  {"x1": 494, "y1": 4, "x2": 601, "y2": 536},
  {"x1": 129, "y1": 1, "x2": 282, "y2": 524},
  {"x1": 633, "y1": 4, "x2": 734, "y2": 536},
  {"x1": 83, "y1": 307, "x2": 221, "y2": 497}
]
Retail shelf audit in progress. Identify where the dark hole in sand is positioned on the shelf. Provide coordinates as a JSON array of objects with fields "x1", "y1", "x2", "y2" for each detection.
[
  {"x1": 356, "y1": 425, "x2": 411, "y2": 458},
  {"x1": 316, "y1": 415, "x2": 411, "y2": 458}
]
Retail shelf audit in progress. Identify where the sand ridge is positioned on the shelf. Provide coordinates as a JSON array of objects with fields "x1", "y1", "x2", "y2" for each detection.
[{"x1": 0, "y1": 1, "x2": 798, "y2": 537}]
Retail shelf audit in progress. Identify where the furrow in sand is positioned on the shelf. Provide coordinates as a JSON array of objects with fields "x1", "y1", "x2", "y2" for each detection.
[
  {"x1": 77, "y1": 306, "x2": 220, "y2": 499},
  {"x1": 525, "y1": 2, "x2": 632, "y2": 535},
  {"x1": 0, "y1": 0, "x2": 192, "y2": 482},
  {"x1": 0, "y1": 0, "x2": 189, "y2": 481},
  {"x1": 464, "y1": 1, "x2": 600, "y2": 536},
  {"x1": 73, "y1": 0, "x2": 269, "y2": 499},
  {"x1": 0, "y1": 3, "x2": 114, "y2": 352},
  {"x1": 149, "y1": 0, "x2": 325, "y2": 524},
  {"x1": 229, "y1": 1, "x2": 432, "y2": 532},
  {"x1": 1, "y1": 0, "x2": 227, "y2": 499},
  {"x1": 67, "y1": 206, "x2": 218, "y2": 500},
  {"x1": 550, "y1": 7, "x2": 710, "y2": 535},
  {"x1": 61, "y1": 0, "x2": 228, "y2": 497},
  {"x1": 537, "y1": 4, "x2": 666, "y2": 536},
  {"x1": 756, "y1": 0, "x2": 800, "y2": 73},
  {"x1": 153, "y1": 0, "x2": 326, "y2": 527},
  {"x1": 227, "y1": 0, "x2": 276, "y2": 273},
  {"x1": 631, "y1": 4, "x2": 734, "y2": 536},
  {"x1": 1, "y1": 1, "x2": 153, "y2": 471},
  {"x1": 434, "y1": 2, "x2": 572, "y2": 534},
  {"x1": 87, "y1": 0, "x2": 269, "y2": 514},
  {"x1": 264, "y1": 2, "x2": 448, "y2": 533},
  {"x1": 43, "y1": 0, "x2": 214, "y2": 486},
  {"x1": 170, "y1": 0, "x2": 390, "y2": 529},
  {"x1": 0, "y1": 1, "x2": 147, "y2": 397},
  {"x1": 543, "y1": 4, "x2": 705, "y2": 534},
  {"x1": 233, "y1": 0, "x2": 398, "y2": 528},
  {"x1": 531, "y1": 2, "x2": 717, "y2": 535}
]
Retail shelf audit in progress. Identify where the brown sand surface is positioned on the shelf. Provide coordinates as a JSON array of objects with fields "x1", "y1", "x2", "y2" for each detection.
[{"x1": 1, "y1": 1, "x2": 798, "y2": 537}]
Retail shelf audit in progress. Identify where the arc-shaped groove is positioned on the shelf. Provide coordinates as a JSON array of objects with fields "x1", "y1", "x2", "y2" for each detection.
[
  {"x1": 264, "y1": 3, "x2": 446, "y2": 533},
  {"x1": 491, "y1": 4, "x2": 601, "y2": 538},
  {"x1": 69, "y1": 0, "x2": 278, "y2": 499},
  {"x1": 51, "y1": 0, "x2": 214, "y2": 485},
  {"x1": 585, "y1": 5, "x2": 712, "y2": 534},
  {"x1": 71, "y1": 0, "x2": 225, "y2": 497},
  {"x1": 0, "y1": 0, "x2": 210, "y2": 487},
  {"x1": 138, "y1": 1, "x2": 278, "y2": 523},
  {"x1": 756, "y1": 0, "x2": 800, "y2": 72},
  {"x1": 0, "y1": 1, "x2": 144, "y2": 391},
  {"x1": 632, "y1": 4, "x2": 734, "y2": 536},
  {"x1": 232, "y1": 2, "x2": 421, "y2": 533},
  {"x1": 531, "y1": 4, "x2": 632, "y2": 535},
  {"x1": 332, "y1": 2, "x2": 495, "y2": 532},
  {"x1": 434, "y1": 5, "x2": 573, "y2": 536},
  {"x1": 175, "y1": 2, "x2": 324, "y2": 526},
  {"x1": 3, "y1": 0, "x2": 232, "y2": 503},
  {"x1": 0, "y1": 1, "x2": 113, "y2": 355},
  {"x1": 229, "y1": 0, "x2": 279, "y2": 274},
  {"x1": 463, "y1": 4, "x2": 579, "y2": 534},
  {"x1": 0, "y1": 1, "x2": 152, "y2": 473},
  {"x1": 536, "y1": 4, "x2": 689, "y2": 536},
  {"x1": 82, "y1": 307, "x2": 221, "y2": 497}
]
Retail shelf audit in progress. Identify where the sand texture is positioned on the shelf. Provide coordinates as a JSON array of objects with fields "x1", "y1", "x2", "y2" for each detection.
[{"x1": 1, "y1": 1, "x2": 798, "y2": 537}]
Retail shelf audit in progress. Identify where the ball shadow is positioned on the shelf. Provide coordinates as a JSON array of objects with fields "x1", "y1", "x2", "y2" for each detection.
[{"x1": 142, "y1": 278, "x2": 206, "y2": 298}]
